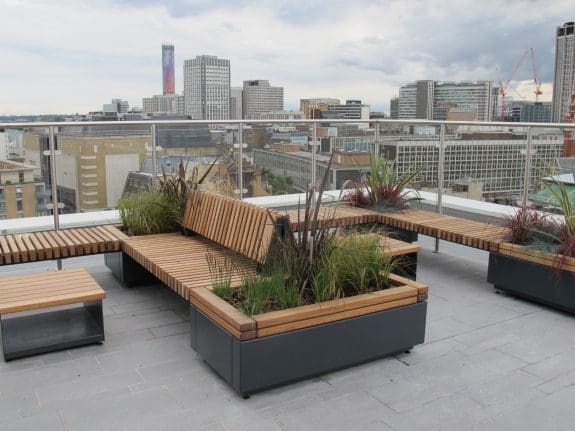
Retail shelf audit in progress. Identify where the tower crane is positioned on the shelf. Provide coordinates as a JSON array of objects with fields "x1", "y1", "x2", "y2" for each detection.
[
  {"x1": 498, "y1": 49, "x2": 528, "y2": 120},
  {"x1": 530, "y1": 48, "x2": 543, "y2": 102}
]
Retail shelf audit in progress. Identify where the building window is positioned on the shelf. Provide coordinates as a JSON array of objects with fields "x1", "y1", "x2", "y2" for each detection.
[{"x1": 19, "y1": 172, "x2": 24, "y2": 183}]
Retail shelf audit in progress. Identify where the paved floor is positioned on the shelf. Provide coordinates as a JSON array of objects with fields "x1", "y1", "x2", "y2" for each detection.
[{"x1": 1, "y1": 236, "x2": 574, "y2": 430}]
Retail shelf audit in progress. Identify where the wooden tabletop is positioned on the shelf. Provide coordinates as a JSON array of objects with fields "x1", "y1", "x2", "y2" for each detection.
[{"x1": 0, "y1": 268, "x2": 106, "y2": 315}]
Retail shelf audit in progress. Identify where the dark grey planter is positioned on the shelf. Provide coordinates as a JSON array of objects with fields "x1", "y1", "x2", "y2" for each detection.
[
  {"x1": 105, "y1": 252, "x2": 157, "y2": 287},
  {"x1": 388, "y1": 227, "x2": 419, "y2": 243},
  {"x1": 488, "y1": 253, "x2": 575, "y2": 314},
  {"x1": 190, "y1": 301, "x2": 427, "y2": 396}
]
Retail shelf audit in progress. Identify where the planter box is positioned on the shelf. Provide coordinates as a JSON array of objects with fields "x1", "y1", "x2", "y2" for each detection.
[
  {"x1": 190, "y1": 274, "x2": 428, "y2": 396},
  {"x1": 105, "y1": 252, "x2": 158, "y2": 287},
  {"x1": 488, "y1": 244, "x2": 575, "y2": 313}
]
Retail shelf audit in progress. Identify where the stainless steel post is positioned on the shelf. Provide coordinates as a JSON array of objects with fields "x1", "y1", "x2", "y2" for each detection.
[
  {"x1": 151, "y1": 124, "x2": 157, "y2": 188},
  {"x1": 48, "y1": 125, "x2": 62, "y2": 270},
  {"x1": 311, "y1": 121, "x2": 317, "y2": 187},
  {"x1": 374, "y1": 122, "x2": 380, "y2": 158},
  {"x1": 238, "y1": 123, "x2": 244, "y2": 200},
  {"x1": 435, "y1": 124, "x2": 446, "y2": 253},
  {"x1": 521, "y1": 126, "x2": 533, "y2": 209}
]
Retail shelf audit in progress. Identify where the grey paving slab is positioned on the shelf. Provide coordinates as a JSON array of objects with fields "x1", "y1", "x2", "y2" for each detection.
[{"x1": 0, "y1": 236, "x2": 574, "y2": 430}]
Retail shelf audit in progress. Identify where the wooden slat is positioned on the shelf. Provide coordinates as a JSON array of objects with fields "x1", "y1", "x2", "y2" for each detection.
[
  {"x1": 255, "y1": 297, "x2": 417, "y2": 338},
  {"x1": 0, "y1": 268, "x2": 106, "y2": 315}
]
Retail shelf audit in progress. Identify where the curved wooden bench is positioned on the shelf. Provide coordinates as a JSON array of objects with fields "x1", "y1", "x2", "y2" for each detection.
[{"x1": 116, "y1": 191, "x2": 288, "y2": 300}]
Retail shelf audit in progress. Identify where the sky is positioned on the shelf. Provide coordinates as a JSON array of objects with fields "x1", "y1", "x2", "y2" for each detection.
[{"x1": 0, "y1": 0, "x2": 572, "y2": 115}]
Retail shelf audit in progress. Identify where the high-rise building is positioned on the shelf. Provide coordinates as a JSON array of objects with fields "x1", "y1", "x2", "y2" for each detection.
[
  {"x1": 398, "y1": 81, "x2": 495, "y2": 122},
  {"x1": 552, "y1": 22, "x2": 575, "y2": 122},
  {"x1": 162, "y1": 44, "x2": 175, "y2": 95},
  {"x1": 230, "y1": 87, "x2": 243, "y2": 120},
  {"x1": 242, "y1": 80, "x2": 283, "y2": 119},
  {"x1": 389, "y1": 97, "x2": 399, "y2": 119},
  {"x1": 183, "y1": 55, "x2": 231, "y2": 120}
]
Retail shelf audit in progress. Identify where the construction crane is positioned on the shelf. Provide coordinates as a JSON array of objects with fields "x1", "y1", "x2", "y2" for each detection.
[
  {"x1": 498, "y1": 49, "x2": 529, "y2": 120},
  {"x1": 530, "y1": 48, "x2": 543, "y2": 102}
]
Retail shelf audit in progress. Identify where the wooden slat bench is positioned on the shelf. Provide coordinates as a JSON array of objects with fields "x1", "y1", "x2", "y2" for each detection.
[
  {"x1": 286, "y1": 205, "x2": 381, "y2": 232},
  {"x1": 116, "y1": 191, "x2": 287, "y2": 301},
  {"x1": 0, "y1": 268, "x2": 106, "y2": 361},
  {"x1": 379, "y1": 209, "x2": 509, "y2": 253},
  {"x1": 0, "y1": 225, "x2": 128, "y2": 265}
]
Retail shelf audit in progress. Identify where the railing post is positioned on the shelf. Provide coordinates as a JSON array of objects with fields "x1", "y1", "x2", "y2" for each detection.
[
  {"x1": 238, "y1": 123, "x2": 244, "y2": 200},
  {"x1": 311, "y1": 121, "x2": 317, "y2": 188},
  {"x1": 48, "y1": 125, "x2": 62, "y2": 270},
  {"x1": 521, "y1": 126, "x2": 533, "y2": 209},
  {"x1": 435, "y1": 123, "x2": 446, "y2": 253},
  {"x1": 150, "y1": 124, "x2": 157, "y2": 188},
  {"x1": 374, "y1": 122, "x2": 380, "y2": 158}
]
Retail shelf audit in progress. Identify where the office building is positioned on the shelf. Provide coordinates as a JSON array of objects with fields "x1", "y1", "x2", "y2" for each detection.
[
  {"x1": 505, "y1": 101, "x2": 551, "y2": 123},
  {"x1": 249, "y1": 110, "x2": 304, "y2": 121},
  {"x1": 242, "y1": 80, "x2": 283, "y2": 119},
  {"x1": 162, "y1": 44, "x2": 175, "y2": 95},
  {"x1": 300, "y1": 98, "x2": 340, "y2": 119},
  {"x1": 230, "y1": 87, "x2": 243, "y2": 120},
  {"x1": 183, "y1": 55, "x2": 231, "y2": 120},
  {"x1": 552, "y1": 22, "x2": 575, "y2": 122},
  {"x1": 380, "y1": 132, "x2": 563, "y2": 200},
  {"x1": 103, "y1": 99, "x2": 129, "y2": 113},
  {"x1": 322, "y1": 100, "x2": 370, "y2": 121},
  {"x1": 390, "y1": 97, "x2": 399, "y2": 119},
  {"x1": 142, "y1": 94, "x2": 185, "y2": 115},
  {"x1": 398, "y1": 80, "x2": 495, "y2": 122}
]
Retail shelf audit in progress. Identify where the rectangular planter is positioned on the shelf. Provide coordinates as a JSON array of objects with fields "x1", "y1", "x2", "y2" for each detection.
[
  {"x1": 190, "y1": 274, "x2": 428, "y2": 396},
  {"x1": 105, "y1": 252, "x2": 158, "y2": 287},
  {"x1": 488, "y1": 252, "x2": 575, "y2": 314}
]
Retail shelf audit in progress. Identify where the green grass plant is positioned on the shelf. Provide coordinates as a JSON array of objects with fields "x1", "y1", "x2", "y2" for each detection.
[{"x1": 118, "y1": 190, "x2": 179, "y2": 236}]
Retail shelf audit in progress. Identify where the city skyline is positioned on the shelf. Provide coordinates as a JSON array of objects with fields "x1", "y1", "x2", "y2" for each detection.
[{"x1": 0, "y1": 0, "x2": 572, "y2": 115}]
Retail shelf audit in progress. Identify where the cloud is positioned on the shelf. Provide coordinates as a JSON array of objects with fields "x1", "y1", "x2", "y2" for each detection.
[{"x1": 0, "y1": 0, "x2": 572, "y2": 114}]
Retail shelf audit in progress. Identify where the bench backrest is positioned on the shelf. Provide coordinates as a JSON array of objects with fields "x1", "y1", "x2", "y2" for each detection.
[{"x1": 182, "y1": 190, "x2": 285, "y2": 263}]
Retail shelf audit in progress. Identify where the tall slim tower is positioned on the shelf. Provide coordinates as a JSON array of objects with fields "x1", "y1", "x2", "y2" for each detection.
[
  {"x1": 183, "y1": 55, "x2": 230, "y2": 120},
  {"x1": 552, "y1": 22, "x2": 575, "y2": 122},
  {"x1": 162, "y1": 44, "x2": 175, "y2": 95}
]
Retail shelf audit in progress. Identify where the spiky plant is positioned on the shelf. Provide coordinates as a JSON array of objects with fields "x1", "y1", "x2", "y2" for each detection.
[{"x1": 341, "y1": 153, "x2": 424, "y2": 212}]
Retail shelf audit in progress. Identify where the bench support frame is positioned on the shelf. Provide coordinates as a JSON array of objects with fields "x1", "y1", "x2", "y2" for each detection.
[
  {"x1": 105, "y1": 251, "x2": 157, "y2": 287},
  {"x1": 1, "y1": 300, "x2": 104, "y2": 361}
]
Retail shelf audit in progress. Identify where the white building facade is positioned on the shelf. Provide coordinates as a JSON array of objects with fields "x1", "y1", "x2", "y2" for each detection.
[
  {"x1": 242, "y1": 80, "x2": 284, "y2": 119},
  {"x1": 398, "y1": 81, "x2": 495, "y2": 122},
  {"x1": 552, "y1": 21, "x2": 575, "y2": 122},
  {"x1": 184, "y1": 55, "x2": 231, "y2": 120}
]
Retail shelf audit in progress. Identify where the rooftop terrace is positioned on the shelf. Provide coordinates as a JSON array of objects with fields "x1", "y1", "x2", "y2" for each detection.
[{"x1": 1, "y1": 234, "x2": 574, "y2": 431}]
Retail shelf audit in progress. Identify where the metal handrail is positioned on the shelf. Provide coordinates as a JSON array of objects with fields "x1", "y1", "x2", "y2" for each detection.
[
  {"x1": 1, "y1": 118, "x2": 574, "y2": 129},
  {"x1": 1, "y1": 117, "x2": 573, "y2": 255}
]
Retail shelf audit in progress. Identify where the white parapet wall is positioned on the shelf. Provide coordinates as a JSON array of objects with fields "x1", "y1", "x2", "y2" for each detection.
[{"x1": 0, "y1": 189, "x2": 561, "y2": 235}]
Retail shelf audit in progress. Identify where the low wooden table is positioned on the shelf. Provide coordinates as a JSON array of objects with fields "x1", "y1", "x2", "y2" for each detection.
[{"x1": 0, "y1": 268, "x2": 106, "y2": 361}]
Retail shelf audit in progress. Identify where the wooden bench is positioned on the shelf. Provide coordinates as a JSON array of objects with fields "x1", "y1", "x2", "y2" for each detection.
[
  {"x1": 379, "y1": 209, "x2": 509, "y2": 253},
  {"x1": 115, "y1": 190, "x2": 287, "y2": 300},
  {"x1": 0, "y1": 268, "x2": 106, "y2": 361},
  {"x1": 0, "y1": 225, "x2": 128, "y2": 265}
]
